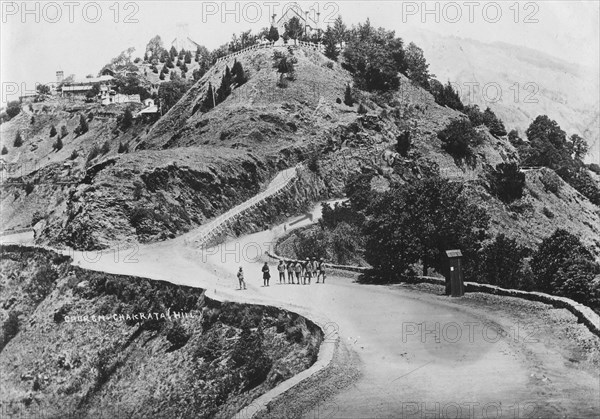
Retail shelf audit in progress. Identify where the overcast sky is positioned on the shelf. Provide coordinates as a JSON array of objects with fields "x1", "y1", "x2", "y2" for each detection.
[{"x1": 1, "y1": 0, "x2": 598, "y2": 103}]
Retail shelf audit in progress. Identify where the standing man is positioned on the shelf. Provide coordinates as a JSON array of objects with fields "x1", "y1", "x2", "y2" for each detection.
[
  {"x1": 262, "y1": 262, "x2": 271, "y2": 287},
  {"x1": 294, "y1": 261, "x2": 302, "y2": 285},
  {"x1": 304, "y1": 257, "x2": 312, "y2": 285},
  {"x1": 287, "y1": 261, "x2": 295, "y2": 284},
  {"x1": 277, "y1": 260, "x2": 286, "y2": 284},
  {"x1": 237, "y1": 267, "x2": 247, "y2": 290},
  {"x1": 317, "y1": 258, "x2": 326, "y2": 283},
  {"x1": 311, "y1": 257, "x2": 318, "y2": 284}
]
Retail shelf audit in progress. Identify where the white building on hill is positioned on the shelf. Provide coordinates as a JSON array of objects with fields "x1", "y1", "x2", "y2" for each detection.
[
  {"x1": 171, "y1": 23, "x2": 201, "y2": 52},
  {"x1": 272, "y1": 6, "x2": 320, "y2": 37}
]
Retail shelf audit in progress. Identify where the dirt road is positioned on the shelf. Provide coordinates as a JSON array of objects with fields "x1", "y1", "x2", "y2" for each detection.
[{"x1": 51, "y1": 202, "x2": 598, "y2": 419}]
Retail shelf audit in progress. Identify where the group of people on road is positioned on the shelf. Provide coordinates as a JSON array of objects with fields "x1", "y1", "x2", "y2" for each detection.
[
  {"x1": 236, "y1": 258, "x2": 327, "y2": 289},
  {"x1": 275, "y1": 258, "x2": 326, "y2": 285}
]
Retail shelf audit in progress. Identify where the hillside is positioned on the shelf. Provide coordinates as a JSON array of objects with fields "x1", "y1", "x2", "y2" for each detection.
[
  {"x1": 408, "y1": 29, "x2": 600, "y2": 163},
  {"x1": 1, "y1": 43, "x2": 599, "y2": 260},
  {"x1": 0, "y1": 245, "x2": 321, "y2": 418}
]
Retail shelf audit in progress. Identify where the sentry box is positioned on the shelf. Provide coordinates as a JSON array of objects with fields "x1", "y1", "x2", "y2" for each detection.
[{"x1": 445, "y1": 249, "x2": 464, "y2": 297}]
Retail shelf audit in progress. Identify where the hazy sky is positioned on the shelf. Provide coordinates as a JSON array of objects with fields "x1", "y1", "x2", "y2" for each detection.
[{"x1": 1, "y1": 0, "x2": 598, "y2": 103}]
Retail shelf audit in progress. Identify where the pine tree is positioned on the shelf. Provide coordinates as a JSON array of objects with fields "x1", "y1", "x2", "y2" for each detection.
[
  {"x1": 184, "y1": 51, "x2": 192, "y2": 64},
  {"x1": 53, "y1": 136, "x2": 63, "y2": 151},
  {"x1": 169, "y1": 46, "x2": 178, "y2": 60},
  {"x1": 159, "y1": 72, "x2": 165, "y2": 80},
  {"x1": 201, "y1": 83, "x2": 216, "y2": 112},
  {"x1": 60, "y1": 125, "x2": 68, "y2": 139},
  {"x1": 50, "y1": 125, "x2": 57, "y2": 137},
  {"x1": 118, "y1": 141, "x2": 129, "y2": 153},
  {"x1": 13, "y1": 132, "x2": 23, "y2": 147},
  {"x1": 268, "y1": 26, "x2": 280, "y2": 42},
  {"x1": 323, "y1": 26, "x2": 338, "y2": 61},
  {"x1": 1, "y1": 146, "x2": 8, "y2": 155},
  {"x1": 77, "y1": 114, "x2": 89, "y2": 135},
  {"x1": 344, "y1": 85, "x2": 354, "y2": 106},
  {"x1": 232, "y1": 60, "x2": 247, "y2": 86},
  {"x1": 216, "y1": 66, "x2": 233, "y2": 103}
]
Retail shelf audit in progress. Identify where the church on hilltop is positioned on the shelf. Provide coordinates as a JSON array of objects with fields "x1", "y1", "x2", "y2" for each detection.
[{"x1": 272, "y1": 6, "x2": 321, "y2": 37}]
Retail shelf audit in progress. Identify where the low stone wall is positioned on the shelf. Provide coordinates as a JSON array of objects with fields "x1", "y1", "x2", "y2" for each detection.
[{"x1": 267, "y1": 251, "x2": 600, "y2": 339}]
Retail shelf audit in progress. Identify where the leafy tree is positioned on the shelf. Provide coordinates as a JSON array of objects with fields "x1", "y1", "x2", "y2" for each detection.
[
  {"x1": 343, "y1": 85, "x2": 354, "y2": 106},
  {"x1": 342, "y1": 19, "x2": 406, "y2": 91},
  {"x1": 6, "y1": 101, "x2": 20, "y2": 119},
  {"x1": 345, "y1": 171, "x2": 377, "y2": 212},
  {"x1": 88, "y1": 111, "x2": 94, "y2": 121},
  {"x1": 13, "y1": 132, "x2": 23, "y2": 147},
  {"x1": 483, "y1": 107, "x2": 507, "y2": 136},
  {"x1": 568, "y1": 134, "x2": 588, "y2": 162},
  {"x1": 404, "y1": 42, "x2": 431, "y2": 89},
  {"x1": 37, "y1": 84, "x2": 50, "y2": 95},
  {"x1": 157, "y1": 79, "x2": 191, "y2": 113},
  {"x1": 146, "y1": 35, "x2": 163, "y2": 59},
  {"x1": 437, "y1": 119, "x2": 482, "y2": 160},
  {"x1": 396, "y1": 130, "x2": 411, "y2": 157},
  {"x1": 531, "y1": 229, "x2": 599, "y2": 305},
  {"x1": 159, "y1": 72, "x2": 165, "y2": 81},
  {"x1": 568, "y1": 170, "x2": 600, "y2": 206},
  {"x1": 50, "y1": 125, "x2": 57, "y2": 137},
  {"x1": 273, "y1": 53, "x2": 296, "y2": 85},
  {"x1": 489, "y1": 162, "x2": 525, "y2": 203},
  {"x1": 284, "y1": 16, "x2": 304, "y2": 42},
  {"x1": 522, "y1": 115, "x2": 569, "y2": 170},
  {"x1": 430, "y1": 80, "x2": 464, "y2": 111},
  {"x1": 1, "y1": 146, "x2": 7, "y2": 155},
  {"x1": 464, "y1": 104, "x2": 485, "y2": 126},
  {"x1": 363, "y1": 176, "x2": 489, "y2": 281},
  {"x1": 474, "y1": 234, "x2": 531, "y2": 289},
  {"x1": 268, "y1": 25, "x2": 279, "y2": 42}
]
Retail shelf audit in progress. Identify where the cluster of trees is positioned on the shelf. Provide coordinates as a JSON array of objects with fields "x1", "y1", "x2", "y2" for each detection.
[
  {"x1": 199, "y1": 61, "x2": 248, "y2": 112},
  {"x1": 305, "y1": 171, "x2": 600, "y2": 309},
  {"x1": 1, "y1": 101, "x2": 21, "y2": 123},
  {"x1": 463, "y1": 105, "x2": 507, "y2": 136},
  {"x1": 514, "y1": 116, "x2": 599, "y2": 206}
]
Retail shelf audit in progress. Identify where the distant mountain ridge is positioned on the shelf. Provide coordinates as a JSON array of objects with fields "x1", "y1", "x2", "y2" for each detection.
[{"x1": 408, "y1": 29, "x2": 600, "y2": 163}]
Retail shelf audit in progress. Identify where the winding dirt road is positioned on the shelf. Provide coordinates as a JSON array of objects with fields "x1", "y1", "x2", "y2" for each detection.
[{"x1": 3, "y1": 173, "x2": 599, "y2": 418}]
